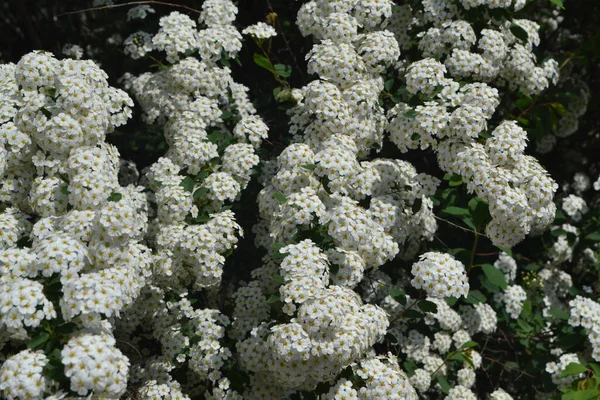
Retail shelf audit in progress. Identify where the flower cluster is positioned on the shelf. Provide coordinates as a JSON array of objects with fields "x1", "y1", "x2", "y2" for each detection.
[
  {"x1": 61, "y1": 332, "x2": 129, "y2": 397},
  {"x1": 236, "y1": 0, "x2": 442, "y2": 395},
  {"x1": 568, "y1": 296, "x2": 600, "y2": 361},
  {"x1": 410, "y1": 252, "x2": 469, "y2": 298},
  {"x1": 0, "y1": 350, "x2": 48, "y2": 400},
  {"x1": 0, "y1": 51, "x2": 148, "y2": 399},
  {"x1": 1, "y1": 0, "x2": 594, "y2": 398},
  {"x1": 384, "y1": 0, "x2": 561, "y2": 248},
  {"x1": 118, "y1": 3, "x2": 270, "y2": 396}
]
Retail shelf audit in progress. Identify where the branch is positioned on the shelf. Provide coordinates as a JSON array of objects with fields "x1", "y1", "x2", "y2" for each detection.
[{"x1": 56, "y1": 1, "x2": 201, "y2": 18}]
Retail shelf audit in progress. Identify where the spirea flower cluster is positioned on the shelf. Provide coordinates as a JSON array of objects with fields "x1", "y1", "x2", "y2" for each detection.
[
  {"x1": 0, "y1": 51, "x2": 148, "y2": 399},
  {"x1": 1, "y1": 0, "x2": 598, "y2": 399}
]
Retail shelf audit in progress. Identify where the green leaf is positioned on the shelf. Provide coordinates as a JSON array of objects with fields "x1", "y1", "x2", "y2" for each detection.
[
  {"x1": 60, "y1": 186, "x2": 70, "y2": 195},
  {"x1": 40, "y1": 107, "x2": 52, "y2": 118},
  {"x1": 180, "y1": 176, "x2": 195, "y2": 193},
  {"x1": 461, "y1": 217, "x2": 476, "y2": 231},
  {"x1": 549, "y1": 102, "x2": 568, "y2": 116},
  {"x1": 549, "y1": 0, "x2": 565, "y2": 9},
  {"x1": 436, "y1": 375, "x2": 451, "y2": 395},
  {"x1": 468, "y1": 197, "x2": 491, "y2": 228},
  {"x1": 207, "y1": 131, "x2": 231, "y2": 147},
  {"x1": 549, "y1": 307, "x2": 570, "y2": 320},
  {"x1": 107, "y1": 192, "x2": 122, "y2": 202},
  {"x1": 404, "y1": 110, "x2": 418, "y2": 119},
  {"x1": 404, "y1": 361, "x2": 417, "y2": 375},
  {"x1": 267, "y1": 295, "x2": 281, "y2": 304},
  {"x1": 193, "y1": 187, "x2": 209, "y2": 201},
  {"x1": 301, "y1": 164, "x2": 317, "y2": 171},
  {"x1": 589, "y1": 363, "x2": 600, "y2": 376},
  {"x1": 271, "y1": 275, "x2": 286, "y2": 284},
  {"x1": 442, "y1": 207, "x2": 470, "y2": 217},
  {"x1": 195, "y1": 170, "x2": 210, "y2": 181},
  {"x1": 385, "y1": 332, "x2": 399, "y2": 344},
  {"x1": 273, "y1": 86, "x2": 283, "y2": 99},
  {"x1": 481, "y1": 264, "x2": 508, "y2": 289},
  {"x1": 449, "y1": 352, "x2": 475, "y2": 369},
  {"x1": 510, "y1": 24, "x2": 529, "y2": 42},
  {"x1": 448, "y1": 174, "x2": 463, "y2": 187},
  {"x1": 390, "y1": 288, "x2": 407, "y2": 306},
  {"x1": 559, "y1": 362, "x2": 588, "y2": 378},
  {"x1": 516, "y1": 96, "x2": 533, "y2": 109},
  {"x1": 253, "y1": 53, "x2": 276, "y2": 74},
  {"x1": 445, "y1": 296, "x2": 458, "y2": 306},
  {"x1": 460, "y1": 341, "x2": 478, "y2": 350},
  {"x1": 28, "y1": 333, "x2": 51, "y2": 349},
  {"x1": 274, "y1": 64, "x2": 292, "y2": 77},
  {"x1": 329, "y1": 263, "x2": 339, "y2": 275},
  {"x1": 517, "y1": 318, "x2": 533, "y2": 332},
  {"x1": 273, "y1": 192, "x2": 287, "y2": 204},
  {"x1": 192, "y1": 214, "x2": 210, "y2": 224},
  {"x1": 585, "y1": 232, "x2": 600, "y2": 242},
  {"x1": 418, "y1": 300, "x2": 438, "y2": 313},
  {"x1": 384, "y1": 79, "x2": 394, "y2": 91},
  {"x1": 561, "y1": 390, "x2": 598, "y2": 400},
  {"x1": 412, "y1": 198, "x2": 423, "y2": 214},
  {"x1": 464, "y1": 290, "x2": 487, "y2": 304},
  {"x1": 271, "y1": 242, "x2": 288, "y2": 260}
]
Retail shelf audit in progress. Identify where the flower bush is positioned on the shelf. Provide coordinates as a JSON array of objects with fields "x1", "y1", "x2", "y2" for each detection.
[{"x1": 0, "y1": 0, "x2": 599, "y2": 399}]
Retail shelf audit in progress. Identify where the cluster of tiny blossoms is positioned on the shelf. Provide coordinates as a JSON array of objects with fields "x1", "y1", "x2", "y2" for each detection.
[
  {"x1": 231, "y1": 0, "x2": 475, "y2": 397},
  {"x1": 124, "y1": 0, "x2": 242, "y2": 63},
  {"x1": 0, "y1": 51, "x2": 149, "y2": 399},
  {"x1": 363, "y1": 267, "x2": 498, "y2": 397},
  {"x1": 118, "y1": 3, "x2": 266, "y2": 398},
  {"x1": 385, "y1": 0, "x2": 559, "y2": 247}
]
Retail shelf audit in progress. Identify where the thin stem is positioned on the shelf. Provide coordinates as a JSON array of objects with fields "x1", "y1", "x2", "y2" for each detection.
[
  {"x1": 56, "y1": 1, "x2": 201, "y2": 18},
  {"x1": 434, "y1": 215, "x2": 488, "y2": 238},
  {"x1": 146, "y1": 54, "x2": 167, "y2": 68},
  {"x1": 389, "y1": 293, "x2": 424, "y2": 324},
  {"x1": 254, "y1": 39, "x2": 290, "y2": 89},
  {"x1": 265, "y1": 0, "x2": 305, "y2": 79},
  {"x1": 469, "y1": 231, "x2": 479, "y2": 270}
]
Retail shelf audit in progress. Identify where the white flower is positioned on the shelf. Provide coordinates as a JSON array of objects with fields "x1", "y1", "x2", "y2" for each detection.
[{"x1": 242, "y1": 22, "x2": 277, "y2": 39}]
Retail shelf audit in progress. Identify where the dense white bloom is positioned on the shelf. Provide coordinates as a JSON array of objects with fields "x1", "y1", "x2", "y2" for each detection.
[
  {"x1": 494, "y1": 252, "x2": 517, "y2": 282},
  {"x1": 546, "y1": 353, "x2": 584, "y2": 386},
  {"x1": 495, "y1": 285, "x2": 527, "y2": 319},
  {"x1": 124, "y1": 31, "x2": 154, "y2": 59},
  {"x1": 411, "y1": 252, "x2": 469, "y2": 298},
  {"x1": 0, "y1": 278, "x2": 56, "y2": 336},
  {"x1": 489, "y1": 388, "x2": 514, "y2": 400},
  {"x1": 562, "y1": 194, "x2": 588, "y2": 222},
  {"x1": 569, "y1": 296, "x2": 600, "y2": 361},
  {"x1": 461, "y1": 303, "x2": 498, "y2": 334},
  {"x1": 152, "y1": 12, "x2": 199, "y2": 63},
  {"x1": 0, "y1": 350, "x2": 48, "y2": 400},
  {"x1": 61, "y1": 333, "x2": 129, "y2": 397},
  {"x1": 242, "y1": 22, "x2": 277, "y2": 39},
  {"x1": 446, "y1": 385, "x2": 477, "y2": 400}
]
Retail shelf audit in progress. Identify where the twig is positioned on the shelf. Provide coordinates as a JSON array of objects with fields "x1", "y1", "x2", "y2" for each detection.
[
  {"x1": 265, "y1": 0, "x2": 305, "y2": 79},
  {"x1": 469, "y1": 231, "x2": 479, "y2": 269},
  {"x1": 484, "y1": 356, "x2": 535, "y2": 379},
  {"x1": 559, "y1": 52, "x2": 576, "y2": 72},
  {"x1": 56, "y1": 1, "x2": 201, "y2": 18},
  {"x1": 434, "y1": 215, "x2": 489, "y2": 238}
]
